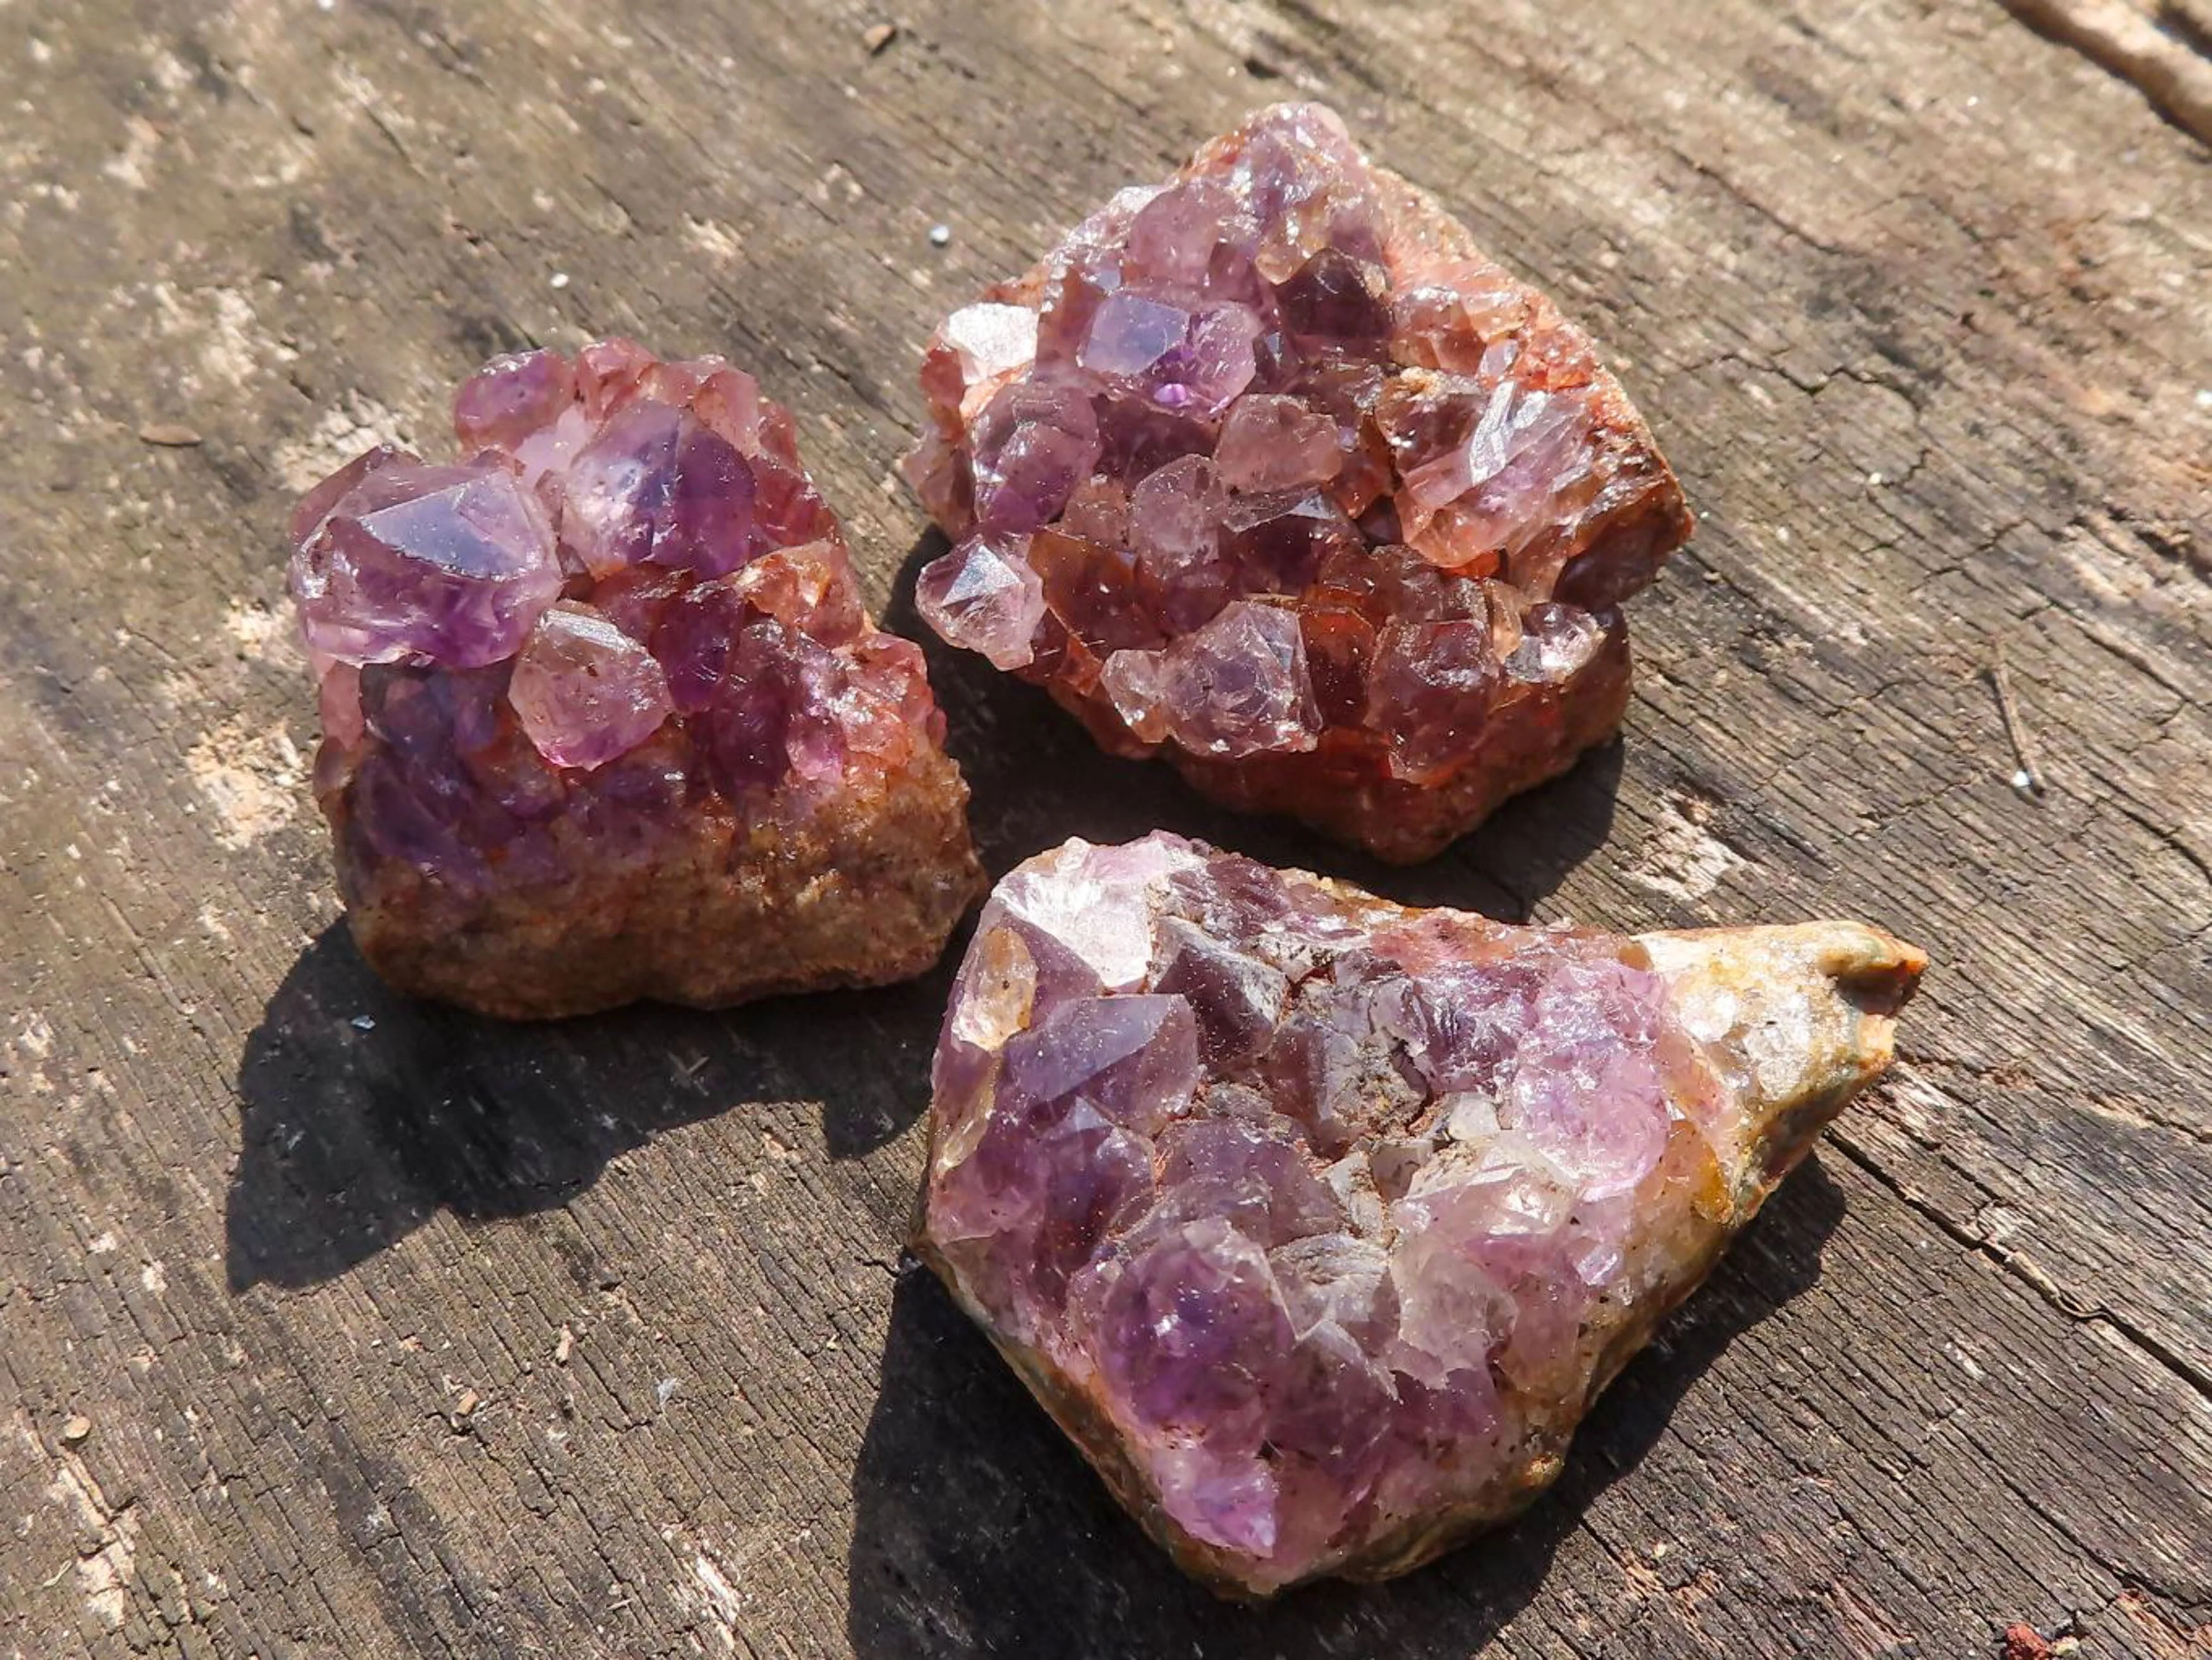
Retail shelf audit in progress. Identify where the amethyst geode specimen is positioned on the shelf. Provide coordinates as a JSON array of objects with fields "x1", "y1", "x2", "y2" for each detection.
[
  {"x1": 918, "y1": 834, "x2": 1923, "y2": 1594},
  {"x1": 288, "y1": 340, "x2": 983, "y2": 1018},
  {"x1": 906, "y1": 104, "x2": 1694, "y2": 862}
]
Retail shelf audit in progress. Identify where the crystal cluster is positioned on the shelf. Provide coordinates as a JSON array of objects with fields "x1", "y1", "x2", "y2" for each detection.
[
  {"x1": 919, "y1": 834, "x2": 1923, "y2": 1594},
  {"x1": 289, "y1": 340, "x2": 983, "y2": 1018},
  {"x1": 906, "y1": 104, "x2": 1693, "y2": 862}
]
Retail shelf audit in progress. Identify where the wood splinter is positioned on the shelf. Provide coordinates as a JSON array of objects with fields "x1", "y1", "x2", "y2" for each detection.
[{"x1": 1990, "y1": 640, "x2": 2048, "y2": 799}]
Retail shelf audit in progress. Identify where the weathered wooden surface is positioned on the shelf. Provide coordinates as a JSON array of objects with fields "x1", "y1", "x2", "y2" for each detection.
[{"x1": 3, "y1": 1, "x2": 2209, "y2": 1655}]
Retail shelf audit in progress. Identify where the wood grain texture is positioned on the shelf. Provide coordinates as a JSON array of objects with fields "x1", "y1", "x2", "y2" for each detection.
[{"x1": 2, "y1": 1, "x2": 2207, "y2": 1656}]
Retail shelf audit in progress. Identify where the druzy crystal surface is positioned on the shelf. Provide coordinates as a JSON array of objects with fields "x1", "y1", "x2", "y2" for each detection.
[
  {"x1": 288, "y1": 340, "x2": 983, "y2": 1018},
  {"x1": 906, "y1": 104, "x2": 1694, "y2": 861},
  {"x1": 918, "y1": 834, "x2": 1924, "y2": 1594}
]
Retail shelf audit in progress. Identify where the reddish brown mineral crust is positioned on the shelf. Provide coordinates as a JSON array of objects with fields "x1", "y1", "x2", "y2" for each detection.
[
  {"x1": 917, "y1": 835, "x2": 1924, "y2": 1595},
  {"x1": 290, "y1": 341, "x2": 984, "y2": 1018},
  {"x1": 905, "y1": 105, "x2": 1692, "y2": 862},
  {"x1": 332, "y1": 746, "x2": 981, "y2": 1019}
]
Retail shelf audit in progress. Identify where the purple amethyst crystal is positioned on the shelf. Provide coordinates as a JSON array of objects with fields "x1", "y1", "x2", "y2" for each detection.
[
  {"x1": 287, "y1": 341, "x2": 983, "y2": 1018},
  {"x1": 918, "y1": 834, "x2": 1925, "y2": 1594},
  {"x1": 292, "y1": 463, "x2": 563, "y2": 668},
  {"x1": 906, "y1": 105, "x2": 1695, "y2": 862},
  {"x1": 505, "y1": 601, "x2": 676, "y2": 771}
]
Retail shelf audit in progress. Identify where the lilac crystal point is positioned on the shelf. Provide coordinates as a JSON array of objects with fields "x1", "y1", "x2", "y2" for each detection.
[
  {"x1": 454, "y1": 349, "x2": 577, "y2": 452},
  {"x1": 1213, "y1": 393, "x2": 1345, "y2": 492},
  {"x1": 286, "y1": 341, "x2": 983, "y2": 1018},
  {"x1": 906, "y1": 104, "x2": 1696, "y2": 861},
  {"x1": 916, "y1": 534, "x2": 1047, "y2": 670},
  {"x1": 507, "y1": 601, "x2": 675, "y2": 771},
  {"x1": 918, "y1": 834, "x2": 1926, "y2": 1595},
  {"x1": 291, "y1": 461, "x2": 562, "y2": 669},
  {"x1": 1102, "y1": 601, "x2": 1320, "y2": 759},
  {"x1": 970, "y1": 384, "x2": 1102, "y2": 532},
  {"x1": 923, "y1": 303, "x2": 1042, "y2": 425},
  {"x1": 558, "y1": 402, "x2": 760, "y2": 579}
]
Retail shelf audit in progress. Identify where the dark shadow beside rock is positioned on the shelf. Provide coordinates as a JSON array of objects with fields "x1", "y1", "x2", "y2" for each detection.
[{"x1": 227, "y1": 922, "x2": 954, "y2": 1291}]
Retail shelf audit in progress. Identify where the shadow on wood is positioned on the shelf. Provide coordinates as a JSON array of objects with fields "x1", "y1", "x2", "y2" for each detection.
[
  {"x1": 844, "y1": 1157, "x2": 1848, "y2": 1657},
  {"x1": 226, "y1": 924, "x2": 957, "y2": 1291},
  {"x1": 884, "y1": 530, "x2": 1628, "y2": 924}
]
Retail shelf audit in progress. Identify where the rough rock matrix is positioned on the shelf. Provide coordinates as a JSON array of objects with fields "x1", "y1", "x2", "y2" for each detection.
[
  {"x1": 905, "y1": 104, "x2": 1694, "y2": 862},
  {"x1": 918, "y1": 834, "x2": 1923, "y2": 1594},
  {"x1": 289, "y1": 339, "x2": 984, "y2": 1018}
]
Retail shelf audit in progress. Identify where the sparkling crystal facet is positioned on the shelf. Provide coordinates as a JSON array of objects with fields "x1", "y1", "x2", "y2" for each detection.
[{"x1": 506, "y1": 601, "x2": 676, "y2": 771}]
